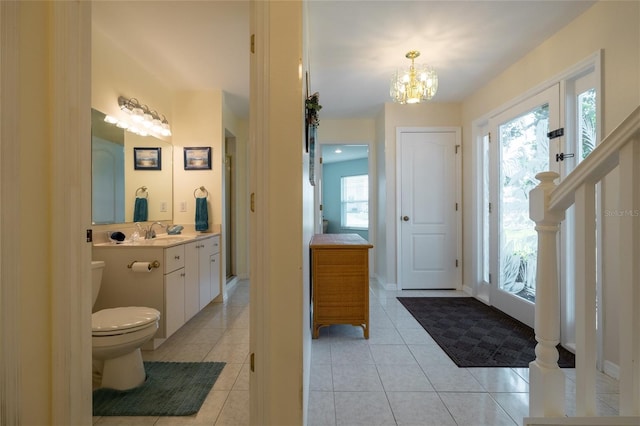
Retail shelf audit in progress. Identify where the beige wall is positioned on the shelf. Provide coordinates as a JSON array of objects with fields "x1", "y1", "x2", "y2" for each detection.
[
  {"x1": 318, "y1": 118, "x2": 376, "y2": 142},
  {"x1": 461, "y1": 0, "x2": 640, "y2": 369},
  {"x1": 462, "y1": 1, "x2": 639, "y2": 133},
  {"x1": 378, "y1": 102, "x2": 463, "y2": 285},
  {"x1": 92, "y1": 27, "x2": 172, "y2": 137},
  {"x1": 19, "y1": 3, "x2": 52, "y2": 423},
  {"x1": 172, "y1": 90, "x2": 223, "y2": 229}
]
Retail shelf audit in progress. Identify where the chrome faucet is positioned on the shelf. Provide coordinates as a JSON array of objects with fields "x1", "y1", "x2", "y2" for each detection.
[
  {"x1": 145, "y1": 221, "x2": 165, "y2": 239},
  {"x1": 134, "y1": 221, "x2": 165, "y2": 239}
]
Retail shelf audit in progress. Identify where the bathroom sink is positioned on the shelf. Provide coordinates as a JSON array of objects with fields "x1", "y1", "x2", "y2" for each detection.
[
  {"x1": 138, "y1": 235, "x2": 193, "y2": 245},
  {"x1": 93, "y1": 234, "x2": 204, "y2": 247}
]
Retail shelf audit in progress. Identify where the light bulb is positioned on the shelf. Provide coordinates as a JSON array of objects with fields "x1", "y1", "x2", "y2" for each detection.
[
  {"x1": 131, "y1": 107, "x2": 144, "y2": 122},
  {"x1": 161, "y1": 121, "x2": 171, "y2": 137}
]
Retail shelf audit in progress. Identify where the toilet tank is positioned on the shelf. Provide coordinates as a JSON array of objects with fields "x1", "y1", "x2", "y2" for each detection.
[{"x1": 91, "y1": 260, "x2": 105, "y2": 307}]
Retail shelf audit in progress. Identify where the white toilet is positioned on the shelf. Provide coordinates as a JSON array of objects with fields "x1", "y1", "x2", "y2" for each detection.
[{"x1": 91, "y1": 260, "x2": 160, "y2": 390}]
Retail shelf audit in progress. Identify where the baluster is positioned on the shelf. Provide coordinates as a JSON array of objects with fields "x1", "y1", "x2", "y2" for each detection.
[
  {"x1": 529, "y1": 171, "x2": 566, "y2": 417},
  {"x1": 574, "y1": 183, "x2": 597, "y2": 416}
]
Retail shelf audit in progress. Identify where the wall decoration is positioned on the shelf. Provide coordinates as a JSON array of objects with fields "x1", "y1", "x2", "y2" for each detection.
[
  {"x1": 306, "y1": 91, "x2": 321, "y2": 186},
  {"x1": 133, "y1": 147, "x2": 162, "y2": 170},
  {"x1": 184, "y1": 147, "x2": 212, "y2": 170}
]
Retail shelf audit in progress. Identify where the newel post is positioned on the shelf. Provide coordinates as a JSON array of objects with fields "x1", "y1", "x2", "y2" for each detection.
[{"x1": 528, "y1": 171, "x2": 565, "y2": 417}]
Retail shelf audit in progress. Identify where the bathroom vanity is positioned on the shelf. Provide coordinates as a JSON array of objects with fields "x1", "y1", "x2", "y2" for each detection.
[{"x1": 93, "y1": 233, "x2": 221, "y2": 349}]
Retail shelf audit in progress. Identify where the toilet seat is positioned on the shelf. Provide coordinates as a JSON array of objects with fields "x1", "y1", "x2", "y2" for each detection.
[{"x1": 92, "y1": 307, "x2": 160, "y2": 336}]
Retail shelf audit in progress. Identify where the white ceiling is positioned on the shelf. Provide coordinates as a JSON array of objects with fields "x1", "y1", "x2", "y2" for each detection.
[{"x1": 92, "y1": 0, "x2": 596, "y2": 120}]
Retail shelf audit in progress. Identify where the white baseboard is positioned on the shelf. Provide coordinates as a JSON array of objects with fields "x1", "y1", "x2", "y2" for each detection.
[
  {"x1": 371, "y1": 274, "x2": 397, "y2": 291},
  {"x1": 525, "y1": 416, "x2": 640, "y2": 425},
  {"x1": 384, "y1": 282, "x2": 398, "y2": 291},
  {"x1": 462, "y1": 284, "x2": 474, "y2": 296}
]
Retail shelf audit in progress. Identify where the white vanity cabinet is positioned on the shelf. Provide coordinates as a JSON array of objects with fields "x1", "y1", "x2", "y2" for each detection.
[
  {"x1": 92, "y1": 233, "x2": 221, "y2": 349},
  {"x1": 186, "y1": 235, "x2": 221, "y2": 312},
  {"x1": 185, "y1": 238, "x2": 214, "y2": 319},
  {"x1": 210, "y1": 235, "x2": 221, "y2": 302},
  {"x1": 164, "y1": 245, "x2": 186, "y2": 338}
]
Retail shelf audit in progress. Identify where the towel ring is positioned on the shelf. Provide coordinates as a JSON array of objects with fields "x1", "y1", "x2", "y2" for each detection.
[
  {"x1": 194, "y1": 186, "x2": 209, "y2": 199},
  {"x1": 135, "y1": 186, "x2": 148, "y2": 198}
]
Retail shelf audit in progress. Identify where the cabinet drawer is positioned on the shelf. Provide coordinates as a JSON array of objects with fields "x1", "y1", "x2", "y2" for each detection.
[
  {"x1": 164, "y1": 245, "x2": 185, "y2": 273},
  {"x1": 211, "y1": 235, "x2": 221, "y2": 254},
  {"x1": 199, "y1": 236, "x2": 214, "y2": 255}
]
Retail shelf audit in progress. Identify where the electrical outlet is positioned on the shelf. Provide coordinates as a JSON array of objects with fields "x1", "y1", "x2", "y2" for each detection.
[
  {"x1": 160, "y1": 201, "x2": 167, "y2": 212},
  {"x1": 180, "y1": 201, "x2": 187, "y2": 212}
]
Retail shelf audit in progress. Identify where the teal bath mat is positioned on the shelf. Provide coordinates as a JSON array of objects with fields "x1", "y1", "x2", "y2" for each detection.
[{"x1": 93, "y1": 361, "x2": 226, "y2": 416}]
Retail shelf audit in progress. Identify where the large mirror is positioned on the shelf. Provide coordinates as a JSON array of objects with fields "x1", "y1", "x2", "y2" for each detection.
[{"x1": 91, "y1": 109, "x2": 173, "y2": 224}]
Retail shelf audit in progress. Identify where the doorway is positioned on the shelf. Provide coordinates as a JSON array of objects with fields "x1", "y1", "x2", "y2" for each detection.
[
  {"x1": 319, "y1": 144, "x2": 370, "y2": 241},
  {"x1": 225, "y1": 133, "x2": 236, "y2": 282}
]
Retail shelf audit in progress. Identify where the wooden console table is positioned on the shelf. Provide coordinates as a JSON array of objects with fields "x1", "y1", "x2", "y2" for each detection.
[{"x1": 310, "y1": 234, "x2": 373, "y2": 339}]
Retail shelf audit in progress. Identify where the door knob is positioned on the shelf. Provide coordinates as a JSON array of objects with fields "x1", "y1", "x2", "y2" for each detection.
[{"x1": 402, "y1": 216, "x2": 409, "y2": 221}]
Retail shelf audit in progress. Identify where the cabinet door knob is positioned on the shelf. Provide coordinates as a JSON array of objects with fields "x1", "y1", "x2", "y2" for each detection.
[
  {"x1": 402, "y1": 216, "x2": 410, "y2": 221},
  {"x1": 175, "y1": 255, "x2": 180, "y2": 260}
]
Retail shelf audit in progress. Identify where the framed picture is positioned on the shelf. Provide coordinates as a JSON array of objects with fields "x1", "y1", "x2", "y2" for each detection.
[
  {"x1": 133, "y1": 147, "x2": 161, "y2": 170},
  {"x1": 184, "y1": 147, "x2": 212, "y2": 170}
]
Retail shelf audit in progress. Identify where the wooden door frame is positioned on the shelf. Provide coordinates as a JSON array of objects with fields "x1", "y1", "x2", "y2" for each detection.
[
  {"x1": 1, "y1": 2, "x2": 92, "y2": 423},
  {"x1": 395, "y1": 127, "x2": 462, "y2": 291}
]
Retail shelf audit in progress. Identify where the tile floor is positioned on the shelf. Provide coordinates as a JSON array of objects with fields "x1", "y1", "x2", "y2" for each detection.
[
  {"x1": 307, "y1": 281, "x2": 620, "y2": 426},
  {"x1": 92, "y1": 279, "x2": 620, "y2": 426},
  {"x1": 92, "y1": 280, "x2": 251, "y2": 426}
]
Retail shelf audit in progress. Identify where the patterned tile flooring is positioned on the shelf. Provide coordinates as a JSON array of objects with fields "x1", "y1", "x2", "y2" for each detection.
[{"x1": 92, "y1": 279, "x2": 620, "y2": 425}]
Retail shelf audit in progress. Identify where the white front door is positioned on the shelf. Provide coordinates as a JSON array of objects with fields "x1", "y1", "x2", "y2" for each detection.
[{"x1": 397, "y1": 128, "x2": 460, "y2": 290}]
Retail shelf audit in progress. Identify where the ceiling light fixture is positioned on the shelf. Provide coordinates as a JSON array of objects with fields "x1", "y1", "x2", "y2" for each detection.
[
  {"x1": 390, "y1": 50, "x2": 438, "y2": 104},
  {"x1": 108, "y1": 96, "x2": 172, "y2": 137}
]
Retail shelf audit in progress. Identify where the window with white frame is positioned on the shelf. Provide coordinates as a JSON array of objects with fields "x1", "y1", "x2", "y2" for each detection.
[{"x1": 341, "y1": 174, "x2": 368, "y2": 229}]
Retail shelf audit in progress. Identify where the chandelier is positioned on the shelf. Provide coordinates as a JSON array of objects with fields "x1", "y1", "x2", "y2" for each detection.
[{"x1": 390, "y1": 50, "x2": 438, "y2": 104}]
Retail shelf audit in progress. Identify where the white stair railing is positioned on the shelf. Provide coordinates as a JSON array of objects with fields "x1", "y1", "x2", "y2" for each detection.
[{"x1": 525, "y1": 106, "x2": 640, "y2": 425}]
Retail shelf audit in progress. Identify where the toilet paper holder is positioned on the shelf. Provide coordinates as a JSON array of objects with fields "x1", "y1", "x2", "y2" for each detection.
[{"x1": 127, "y1": 260, "x2": 161, "y2": 269}]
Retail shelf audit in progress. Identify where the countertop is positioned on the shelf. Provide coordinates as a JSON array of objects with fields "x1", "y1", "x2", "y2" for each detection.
[
  {"x1": 93, "y1": 232, "x2": 220, "y2": 248},
  {"x1": 310, "y1": 233, "x2": 373, "y2": 248}
]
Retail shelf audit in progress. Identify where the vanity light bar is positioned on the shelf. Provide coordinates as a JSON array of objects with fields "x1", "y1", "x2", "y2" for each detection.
[{"x1": 104, "y1": 96, "x2": 172, "y2": 138}]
